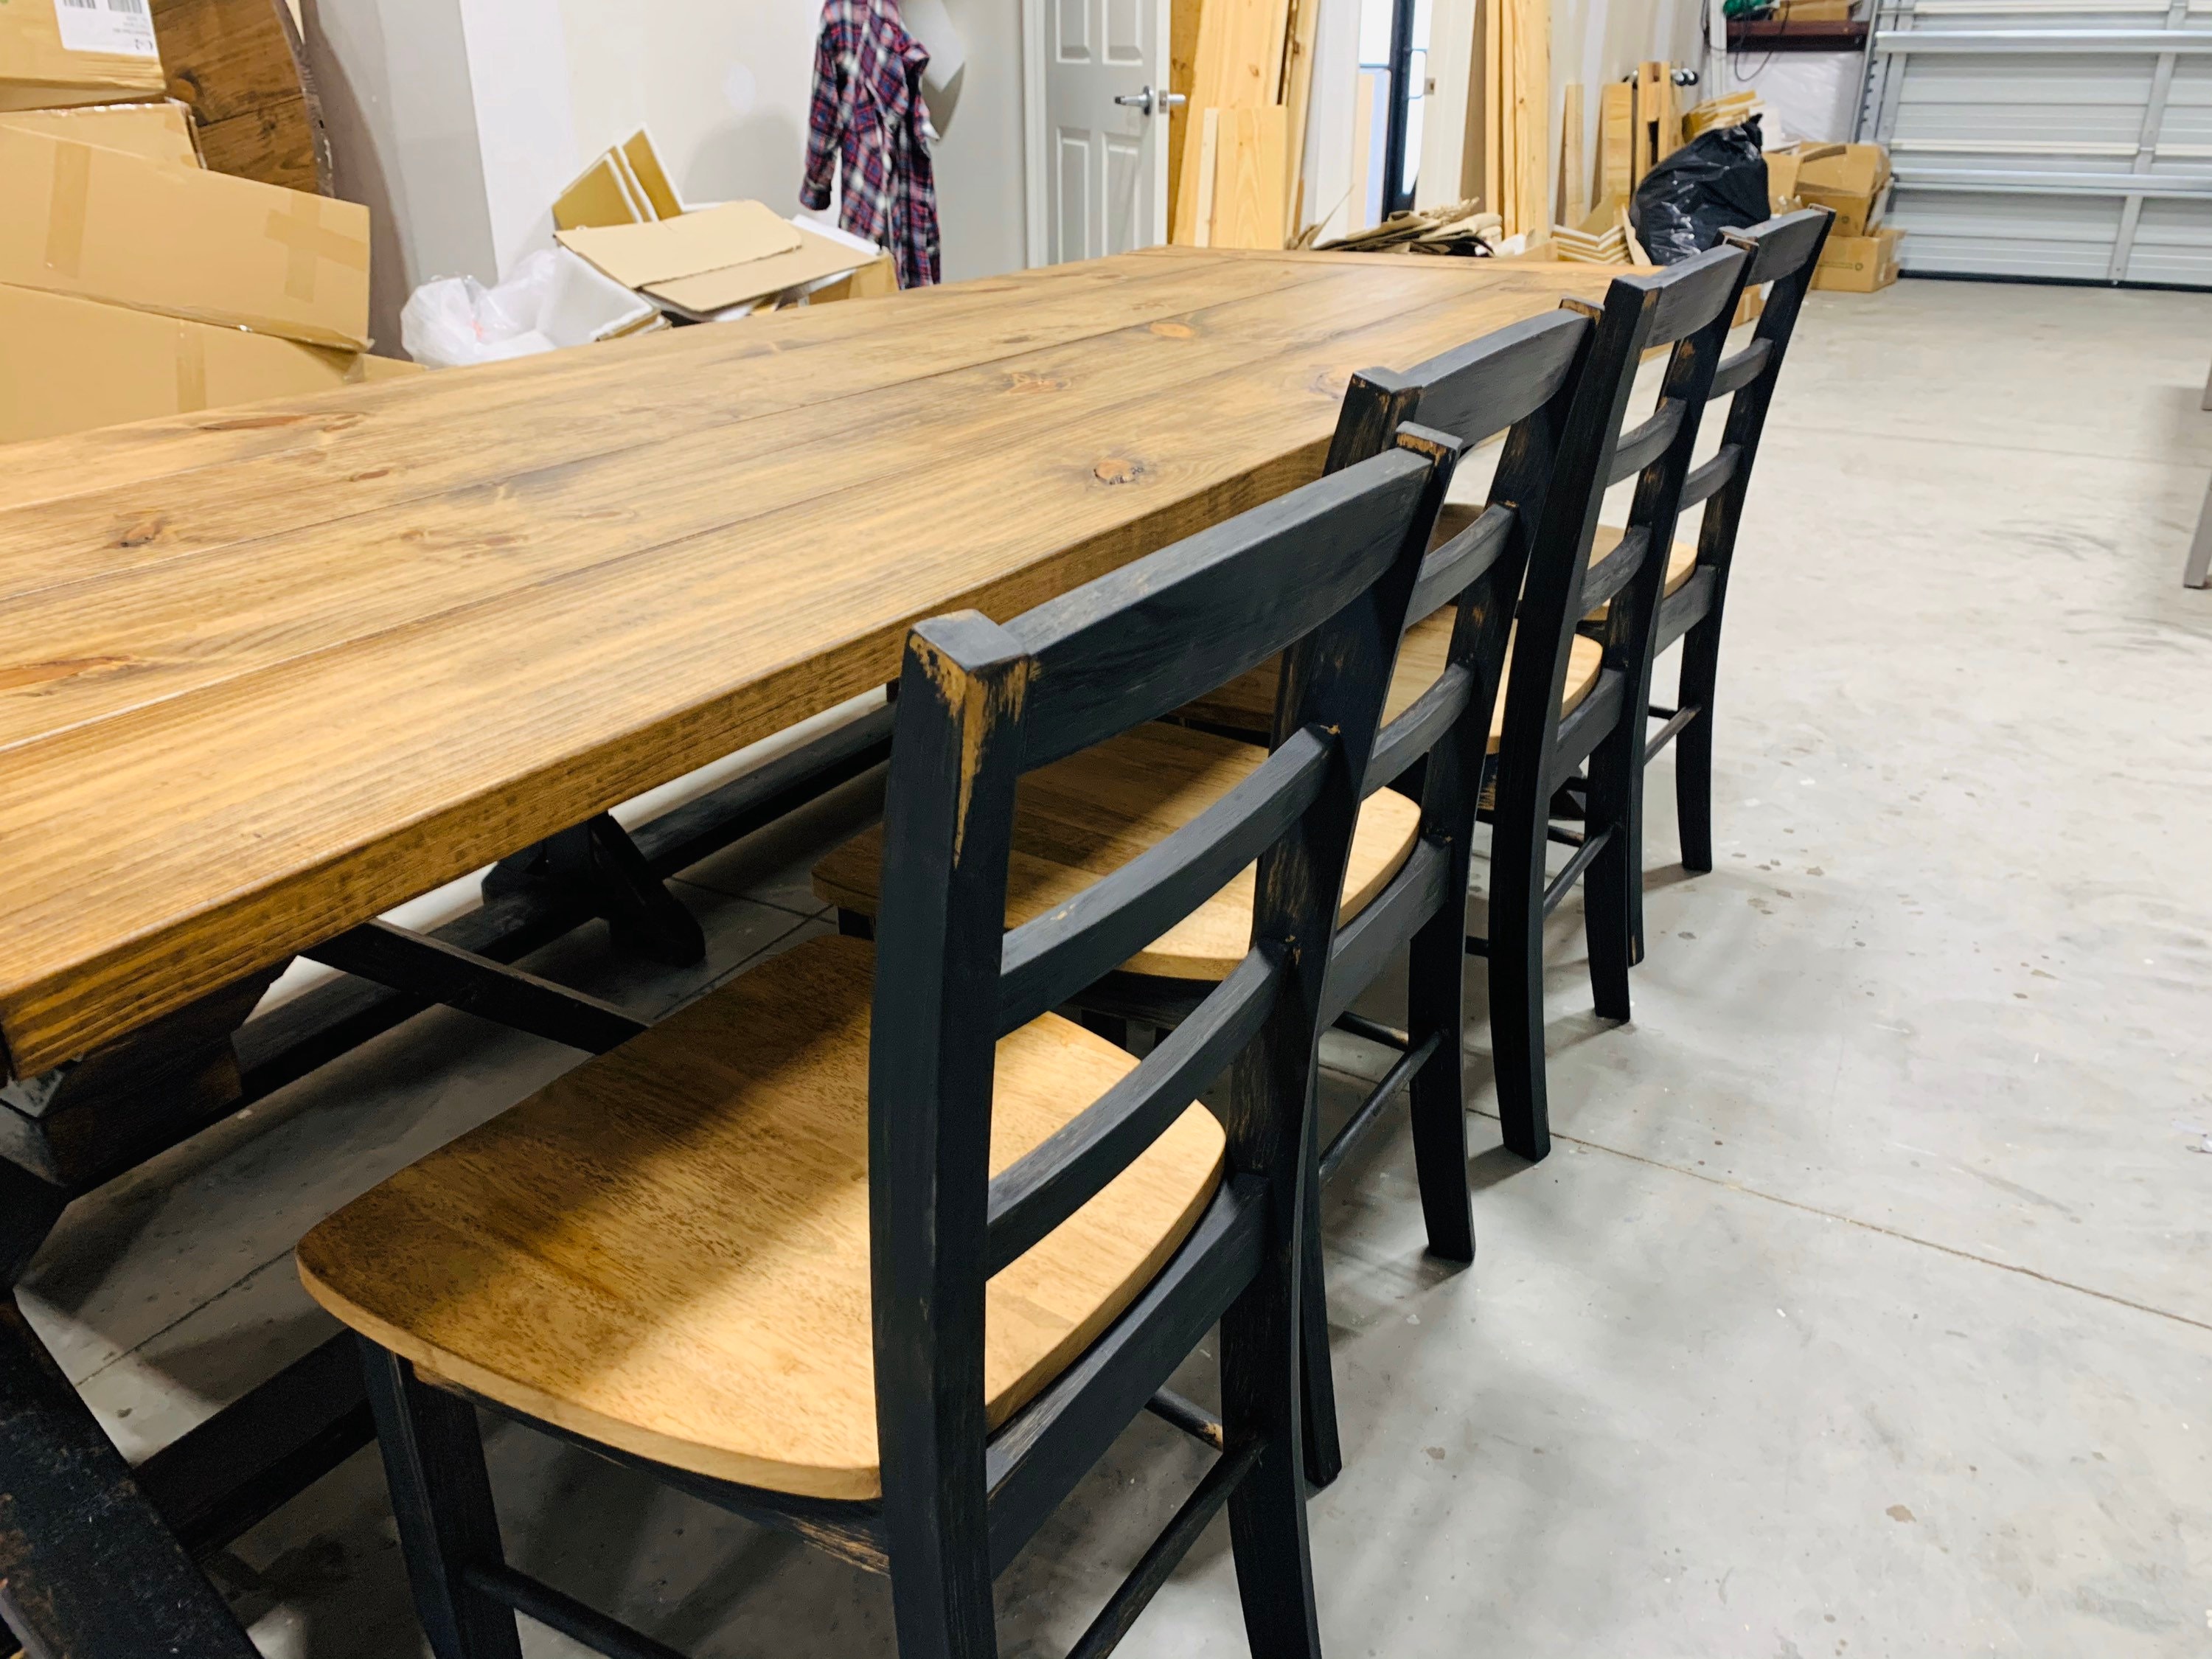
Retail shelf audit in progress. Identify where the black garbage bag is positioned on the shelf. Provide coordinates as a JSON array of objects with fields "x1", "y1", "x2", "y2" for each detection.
[{"x1": 1629, "y1": 116, "x2": 1770, "y2": 264}]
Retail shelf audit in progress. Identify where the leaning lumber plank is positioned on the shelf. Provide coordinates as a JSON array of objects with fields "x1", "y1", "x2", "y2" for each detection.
[
  {"x1": 1172, "y1": 0, "x2": 1291, "y2": 242},
  {"x1": 1560, "y1": 80, "x2": 1587, "y2": 228}
]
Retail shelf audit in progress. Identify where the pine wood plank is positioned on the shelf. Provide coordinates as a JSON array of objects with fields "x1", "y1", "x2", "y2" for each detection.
[
  {"x1": 1599, "y1": 80, "x2": 1635, "y2": 205},
  {"x1": 0, "y1": 263, "x2": 1327, "y2": 615},
  {"x1": 299, "y1": 935, "x2": 1225, "y2": 1499},
  {"x1": 1170, "y1": 0, "x2": 1289, "y2": 244},
  {"x1": 1168, "y1": 0, "x2": 1203, "y2": 235},
  {"x1": 0, "y1": 265, "x2": 1441, "y2": 748},
  {"x1": 1508, "y1": 0, "x2": 1548, "y2": 237},
  {"x1": 0, "y1": 253, "x2": 1615, "y2": 1077},
  {"x1": 1560, "y1": 82, "x2": 1587, "y2": 226},
  {"x1": 0, "y1": 255, "x2": 1184, "y2": 516},
  {"x1": 812, "y1": 724, "x2": 1422, "y2": 978},
  {"x1": 1204, "y1": 107, "x2": 1287, "y2": 250},
  {"x1": 1281, "y1": 0, "x2": 1321, "y2": 240}
]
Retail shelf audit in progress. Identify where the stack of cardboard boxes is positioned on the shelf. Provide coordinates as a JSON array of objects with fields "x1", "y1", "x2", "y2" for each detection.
[
  {"x1": 1, "y1": 0, "x2": 412, "y2": 447},
  {"x1": 1769, "y1": 141, "x2": 1902, "y2": 293}
]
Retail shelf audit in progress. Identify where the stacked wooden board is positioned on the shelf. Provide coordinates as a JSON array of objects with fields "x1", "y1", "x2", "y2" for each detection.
[
  {"x1": 1168, "y1": 0, "x2": 1315, "y2": 248},
  {"x1": 1554, "y1": 63, "x2": 1688, "y2": 254},
  {"x1": 1481, "y1": 0, "x2": 1550, "y2": 239}
]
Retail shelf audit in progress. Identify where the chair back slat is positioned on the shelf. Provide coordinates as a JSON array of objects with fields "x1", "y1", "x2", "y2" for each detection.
[
  {"x1": 1405, "y1": 502, "x2": 1514, "y2": 623},
  {"x1": 1325, "y1": 310, "x2": 1593, "y2": 476},
  {"x1": 1709, "y1": 337, "x2": 1773, "y2": 399},
  {"x1": 985, "y1": 945, "x2": 1284, "y2": 1273},
  {"x1": 1009, "y1": 447, "x2": 1439, "y2": 773},
  {"x1": 1678, "y1": 443, "x2": 1742, "y2": 511},
  {"x1": 1607, "y1": 400, "x2": 1688, "y2": 486},
  {"x1": 995, "y1": 728, "x2": 1331, "y2": 1034}
]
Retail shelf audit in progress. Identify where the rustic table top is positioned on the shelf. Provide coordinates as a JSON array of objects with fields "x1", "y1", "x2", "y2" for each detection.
[{"x1": 0, "y1": 247, "x2": 1613, "y2": 1079}]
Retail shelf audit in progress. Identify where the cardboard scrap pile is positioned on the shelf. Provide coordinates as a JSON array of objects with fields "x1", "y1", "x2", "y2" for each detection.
[
  {"x1": 1316, "y1": 201, "x2": 1506, "y2": 257},
  {"x1": 552, "y1": 132, "x2": 895, "y2": 321},
  {"x1": 1, "y1": 0, "x2": 414, "y2": 447},
  {"x1": 1769, "y1": 141, "x2": 1900, "y2": 293}
]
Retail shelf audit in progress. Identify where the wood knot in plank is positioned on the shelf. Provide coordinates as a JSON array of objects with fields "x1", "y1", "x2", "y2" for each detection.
[
  {"x1": 1093, "y1": 457, "x2": 1145, "y2": 487},
  {"x1": 1004, "y1": 371, "x2": 1068, "y2": 395},
  {"x1": 115, "y1": 516, "x2": 167, "y2": 548},
  {"x1": 0, "y1": 657, "x2": 131, "y2": 692},
  {"x1": 1149, "y1": 321, "x2": 1196, "y2": 339}
]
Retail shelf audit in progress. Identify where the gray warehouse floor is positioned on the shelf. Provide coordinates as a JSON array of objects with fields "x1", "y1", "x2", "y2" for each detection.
[{"x1": 18, "y1": 276, "x2": 2212, "y2": 1658}]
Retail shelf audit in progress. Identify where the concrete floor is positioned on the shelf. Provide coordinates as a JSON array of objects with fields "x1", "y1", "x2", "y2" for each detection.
[{"x1": 18, "y1": 276, "x2": 2212, "y2": 1658}]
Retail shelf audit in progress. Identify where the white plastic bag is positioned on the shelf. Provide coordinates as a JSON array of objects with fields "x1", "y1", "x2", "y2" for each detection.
[{"x1": 400, "y1": 248, "x2": 655, "y2": 367}]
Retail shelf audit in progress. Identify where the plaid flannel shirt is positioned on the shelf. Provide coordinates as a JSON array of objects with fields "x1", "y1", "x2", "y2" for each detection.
[{"x1": 800, "y1": 0, "x2": 942, "y2": 289}]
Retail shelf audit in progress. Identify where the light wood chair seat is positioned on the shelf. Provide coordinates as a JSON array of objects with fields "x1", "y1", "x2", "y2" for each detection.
[
  {"x1": 812, "y1": 723, "x2": 1424, "y2": 981},
  {"x1": 296, "y1": 934, "x2": 1224, "y2": 1502},
  {"x1": 1175, "y1": 613, "x2": 1604, "y2": 758}
]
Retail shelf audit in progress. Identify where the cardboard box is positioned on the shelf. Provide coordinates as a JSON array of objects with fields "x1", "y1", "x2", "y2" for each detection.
[
  {"x1": 808, "y1": 253, "x2": 898, "y2": 305},
  {"x1": 0, "y1": 283, "x2": 414, "y2": 445},
  {"x1": 1790, "y1": 142, "x2": 1891, "y2": 237},
  {"x1": 1, "y1": 0, "x2": 166, "y2": 111},
  {"x1": 0, "y1": 97, "x2": 200, "y2": 167},
  {"x1": 0, "y1": 124, "x2": 370, "y2": 348},
  {"x1": 1811, "y1": 226, "x2": 1902, "y2": 293},
  {"x1": 558, "y1": 201, "x2": 885, "y2": 319}
]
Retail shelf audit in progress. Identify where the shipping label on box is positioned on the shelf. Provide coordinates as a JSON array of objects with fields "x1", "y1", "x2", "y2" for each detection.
[
  {"x1": 0, "y1": 125, "x2": 370, "y2": 348},
  {"x1": 51, "y1": 0, "x2": 158, "y2": 59},
  {"x1": 0, "y1": 0, "x2": 167, "y2": 109}
]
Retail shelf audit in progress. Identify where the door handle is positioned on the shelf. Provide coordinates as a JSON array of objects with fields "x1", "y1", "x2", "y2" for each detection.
[{"x1": 1113, "y1": 86, "x2": 1187, "y2": 116}]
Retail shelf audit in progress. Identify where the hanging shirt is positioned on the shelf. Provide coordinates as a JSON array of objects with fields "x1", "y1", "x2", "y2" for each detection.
[{"x1": 800, "y1": 0, "x2": 942, "y2": 290}]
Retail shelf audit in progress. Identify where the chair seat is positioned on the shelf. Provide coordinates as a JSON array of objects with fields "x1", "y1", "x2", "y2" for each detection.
[
  {"x1": 813, "y1": 723, "x2": 1424, "y2": 981},
  {"x1": 1583, "y1": 524, "x2": 1698, "y2": 622},
  {"x1": 296, "y1": 935, "x2": 1224, "y2": 1503},
  {"x1": 1175, "y1": 614, "x2": 1603, "y2": 758}
]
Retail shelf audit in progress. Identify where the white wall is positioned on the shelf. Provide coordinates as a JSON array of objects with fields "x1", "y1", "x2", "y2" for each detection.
[
  {"x1": 308, "y1": 0, "x2": 1031, "y2": 349},
  {"x1": 305, "y1": 0, "x2": 497, "y2": 352}
]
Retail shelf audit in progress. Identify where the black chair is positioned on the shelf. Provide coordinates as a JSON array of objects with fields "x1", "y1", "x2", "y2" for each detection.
[
  {"x1": 822, "y1": 312, "x2": 1604, "y2": 1487},
  {"x1": 1638, "y1": 209, "x2": 1833, "y2": 918},
  {"x1": 1482, "y1": 243, "x2": 1754, "y2": 1166},
  {"x1": 295, "y1": 426, "x2": 1462, "y2": 1659}
]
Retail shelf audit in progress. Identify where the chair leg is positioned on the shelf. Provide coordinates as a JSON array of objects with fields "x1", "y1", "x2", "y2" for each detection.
[
  {"x1": 1405, "y1": 908, "x2": 1475, "y2": 1262},
  {"x1": 1221, "y1": 1245, "x2": 1324, "y2": 1658},
  {"x1": 1579, "y1": 748, "x2": 1636, "y2": 1026},
  {"x1": 1486, "y1": 796, "x2": 1553, "y2": 1163},
  {"x1": 1673, "y1": 625, "x2": 1722, "y2": 874},
  {"x1": 1296, "y1": 1151, "x2": 1343, "y2": 1488},
  {"x1": 357, "y1": 1340, "x2": 524, "y2": 1659}
]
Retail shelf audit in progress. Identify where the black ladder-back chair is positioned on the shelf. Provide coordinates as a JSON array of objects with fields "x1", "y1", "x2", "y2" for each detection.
[
  {"x1": 1276, "y1": 311, "x2": 1599, "y2": 1480},
  {"x1": 304, "y1": 430, "x2": 1463, "y2": 1659},
  {"x1": 1638, "y1": 209, "x2": 1833, "y2": 920},
  {"x1": 1483, "y1": 244, "x2": 1753, "y2": 1166},
  {"x1": 1008, "y1": 312, "x2": 1601, "y2": 1487}
]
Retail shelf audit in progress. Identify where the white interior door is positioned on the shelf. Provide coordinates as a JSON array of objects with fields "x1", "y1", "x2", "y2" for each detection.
[{"x1": 1030, "y1": 0, "x2": 1172, "y2": 263}]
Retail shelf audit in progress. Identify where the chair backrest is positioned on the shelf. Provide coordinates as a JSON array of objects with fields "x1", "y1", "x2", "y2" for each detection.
[
  {"x1": 864, "y1": 425, "x2": 1463, "y2": 1520},
  {"x1": 1495, "y1": 244, "x2": 1754, "y2": 779},
  {"x1": 1669, "y1": 207, "x2": 1832, "y2": 615},
  {"x1": 1318, "y1": 310, "x2": 1598, "y2": 793}
]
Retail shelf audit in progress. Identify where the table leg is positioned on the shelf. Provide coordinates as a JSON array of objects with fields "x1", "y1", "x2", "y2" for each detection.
[
  {"x1": 0, "y1": 1165, "x2": 257, "y2": 1659},
  {"x1": 2186, "y1": 467, "x2": 2212, "y2": 589}
]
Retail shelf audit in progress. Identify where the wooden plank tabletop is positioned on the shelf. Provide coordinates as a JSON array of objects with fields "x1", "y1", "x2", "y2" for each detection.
[{"x1": 0, "y1": 248, "x2": 1613, "y2": 1079}]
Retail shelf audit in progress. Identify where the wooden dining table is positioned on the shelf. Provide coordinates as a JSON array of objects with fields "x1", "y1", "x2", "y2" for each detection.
[{"x1": 0, "y1": 245, "x2": 1613, "y2": 1657}]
